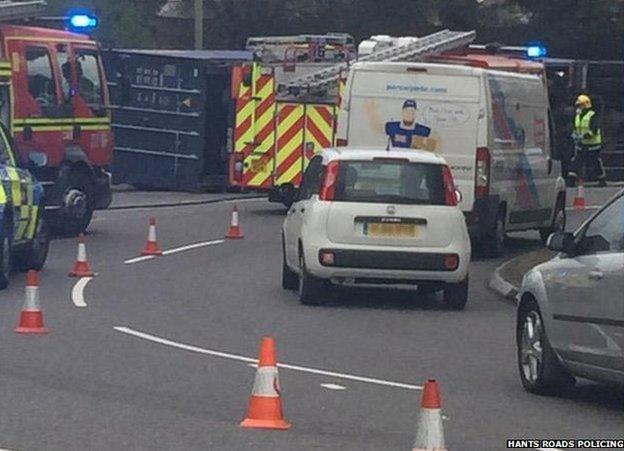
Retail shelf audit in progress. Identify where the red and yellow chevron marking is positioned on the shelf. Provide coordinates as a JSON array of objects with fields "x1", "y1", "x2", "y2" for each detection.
[
  {"x1": 234, "y1": 76, "x2": 253, "y2": 155},
  {"x1": 275, "y1": 103, "x2": 305, "y2": 186},
  {"x1": 303, "y1": 104, "x2": 336, "y2": 169},
  {"x1": 243, "y1": 69, "x2": 277, "y2": 188}
]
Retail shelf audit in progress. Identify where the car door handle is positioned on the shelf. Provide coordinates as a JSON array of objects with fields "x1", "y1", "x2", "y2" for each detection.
[{"x1": 589, "y1": 270, "x2": 604, "y2": 280}]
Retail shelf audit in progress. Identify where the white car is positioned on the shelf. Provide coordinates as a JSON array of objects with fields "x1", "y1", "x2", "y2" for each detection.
[{"x1": 281, "y1": 147, "x2": 471, "y2": 309}]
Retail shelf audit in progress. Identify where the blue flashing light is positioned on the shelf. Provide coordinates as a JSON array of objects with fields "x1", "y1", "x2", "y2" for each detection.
[
  {"x1": 526, "y1": 44, "x2": 547, "y2": 59},
  {"x1": 67, "y1": 10, "x2": 99, "y2": 31}
]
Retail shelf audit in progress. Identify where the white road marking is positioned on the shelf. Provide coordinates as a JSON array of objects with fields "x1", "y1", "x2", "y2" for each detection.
[
  {"x1": 124, "y1": 240, "x2": 224, "y2": 265},
  {"x1": 321, "y1": 383, "x2": 346, "y2": 390},
  {"x1": 162, "y1": 240, "x2": 224, "y2": 256},
  {"x1": 565, "y1": 205, "x2": 601, "y2": 211},
  {"x1": 124, "y1": 255, "x2": 155, "y2": 265},
  {"x1": 114, "y1": 326, "x2": 423, "y2": 391},
  {"x1": 71, "y1": 277, "x2": 93, "y2": 308}
]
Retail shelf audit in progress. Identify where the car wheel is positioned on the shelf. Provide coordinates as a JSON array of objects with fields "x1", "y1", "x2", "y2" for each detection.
[
  {"x1": 482, "y1": 208, "x2": 506, "y2": 258},
  {"x1": 298, "y1": 251, "x2": 325, "y2": 305},
  {"x1": 0, "y1": 220, "x2": 12, "y2": 289},
  {"x1": 517, "y1": 300, "x2": 575, "y2": 395},
  {"x1": 443, "y1": 277, "x2": 468, "y2": 310},
  {"x1": 15, "y1": 215, "x2": 50, "y2": 272},
  {"x1": 281, "y1": 240, "x2": 298, "y2": 290},
  {"x1": 539, "y1": 196, "x2": 566, "y2": 244}
]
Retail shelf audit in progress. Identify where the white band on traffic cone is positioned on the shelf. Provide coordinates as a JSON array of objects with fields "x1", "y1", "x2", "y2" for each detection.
[
  {"x1": 412, "y1": 408, "x2": 447, "y2": 451},
  {"x1": 231, "y1": 211, "x2": 239, "y2": 228},
  {"x1": 23, "y1": 286, "x2": 41, "y2": 311},
  {"x1": 251, "y1": 366, "x2": 280, "y2": 398},
  {"x1": 148, "y1": 224, "x2": 157, "y2": 242},
  {"x1": 77, "y1": 242, "x2": 87, "y2": 263}
]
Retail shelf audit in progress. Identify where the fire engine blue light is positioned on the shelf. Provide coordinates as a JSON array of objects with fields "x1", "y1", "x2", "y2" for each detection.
[
  {"x1": 69, "y1": 14, "x2": 98, "y2": 30},
  {"x1": 526, "y1": 45, "x2": 547, "y2": 58}
]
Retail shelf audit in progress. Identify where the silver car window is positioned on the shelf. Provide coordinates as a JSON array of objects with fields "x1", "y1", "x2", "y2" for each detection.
[{"x1": 578, "y1": 195, "x2": 624, "y2": 255}]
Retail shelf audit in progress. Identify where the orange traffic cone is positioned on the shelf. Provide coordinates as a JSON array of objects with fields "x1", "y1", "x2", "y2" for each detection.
[
  {"x1": 412, "y1": 379, "x2": 447, "y2": 451},
  {"x1": 241, "y1": 337, "x2": 291, "y2": 430},
  {"x1": 141, "y1": 217, "x2": 163, "y2": 256},
  {"x1": 225, "y1": 205, "x2": 244, "y2": 239},
  {"x1": 15, "y1": 270, "x2": 49, "y2": 335},
  {"x1": 68, "y1": 234, "x2": 95, "y2": 277},
  {"x1": 573, "y1": 178, "x2": 586, "y2": 210}
]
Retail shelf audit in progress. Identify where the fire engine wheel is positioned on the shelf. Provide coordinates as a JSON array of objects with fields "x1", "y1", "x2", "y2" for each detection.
[{"x1": 56, "y1": 172, "x2": 94, "y2": 236}]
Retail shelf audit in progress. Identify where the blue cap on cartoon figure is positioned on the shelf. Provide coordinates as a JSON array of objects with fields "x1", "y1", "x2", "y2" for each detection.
[{"x1": 402, "y1": 99, "x2": 417, "y2": 109}]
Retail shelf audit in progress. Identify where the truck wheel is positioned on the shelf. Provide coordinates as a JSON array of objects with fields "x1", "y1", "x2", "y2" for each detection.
[
  {"x1": 54, "y1": 172, "x2": 94, "y2": 236},
  {"x1": 482, "y1": 208, "x2": 506, "y2": 258},
  {"x1": 443, "y1": 277, "x2": 469, "y2": 310},
  {"x1": 298, "y1": 252, "x2": 326, "y2": 305},
  {"x1": 0, "y1": 220, "x2": 12, "y2": 289},
  {"x1": 517, "y1": 299, "x2": 575, "y2": 395},
  {"x1": 539, "y1": 196, "x2": 566, "y2": 244},
  {"x1": 15, "y1": 215, "x2": 50, "y2": 272}
]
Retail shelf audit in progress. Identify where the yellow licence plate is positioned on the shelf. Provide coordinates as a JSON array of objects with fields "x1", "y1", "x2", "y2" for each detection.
[{"x1": 367, "y1": 222, "x2": 418, "y2": 238}]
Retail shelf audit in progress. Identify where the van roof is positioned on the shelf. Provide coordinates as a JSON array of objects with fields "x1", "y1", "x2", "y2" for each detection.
[
  {"x1": 350, "y1": 61, "x2": 543, "y2": 81},
  {"x1": 322, "y1": 147, "x2": 447, "y2": 165}
]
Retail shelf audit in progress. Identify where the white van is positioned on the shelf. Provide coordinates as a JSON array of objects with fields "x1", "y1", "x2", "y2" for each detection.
[{"x1": 336, "y1": 62, "x2": 567, "y2": 256}]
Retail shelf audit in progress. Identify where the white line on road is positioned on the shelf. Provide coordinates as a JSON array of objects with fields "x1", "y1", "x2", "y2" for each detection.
[
  {"x1": 71, "y1": 277, "x2": 93, "y2": 308},
  {"x1": 321, "y1": 383, "x2": 346, "y2": 390},
  {"x1": 114, "y1": 326, "x2": 423, "y2": 391},
  {"x1": 565, "y1": 205, "x2": 601, "y2": 211},
  {"x1": 124, "y1": 240, "x2": 224, "y2": 265}
]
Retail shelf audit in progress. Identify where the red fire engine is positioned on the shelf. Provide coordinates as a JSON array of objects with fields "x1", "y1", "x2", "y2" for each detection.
[{"x1": 0, "y1": 2, "x2": 112, "y2": 233}]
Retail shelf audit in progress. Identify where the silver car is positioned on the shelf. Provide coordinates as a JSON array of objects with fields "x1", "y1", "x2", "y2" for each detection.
[{"x1": 516, "y1": 190, "x2": 624, "y2": 394}]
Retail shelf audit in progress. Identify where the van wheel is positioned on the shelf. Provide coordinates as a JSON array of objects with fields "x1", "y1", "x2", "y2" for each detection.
[
  {"x1": 281, "y1": 240, "x2": 298, "y2": 290},
  {"x1": 0, "y1": 220, "x2": 12, "y2": 289},
  {"x1": 443, "y1": 277, "x2": 468, "y2": 310},
  {"x1": 539, "y1": 196, "x2": 566, "y2": 244},
  {"x1": 298, "y1": 252, "x2": 326, "y2": 305},
  {"x1": 517, "y1": 300, "x2": 575, "y2": 395},
  {"x1": 482, "y1": 208, "x2": 506, "y2": 258},
  {"x1": 15, "y1": 215, "x2": 50, "y2": 272}
]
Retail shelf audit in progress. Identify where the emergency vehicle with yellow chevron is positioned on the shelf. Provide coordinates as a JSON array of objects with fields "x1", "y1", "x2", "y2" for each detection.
[
  {"x1": 229, "y1": 34, "x2": 352, "y2": 205},
  {"x1": 0, "y1": 56, "x2": 49, "y2": 289},
  {"x1": 0, "y1": 2, "x2": 113, "y2": 235}
]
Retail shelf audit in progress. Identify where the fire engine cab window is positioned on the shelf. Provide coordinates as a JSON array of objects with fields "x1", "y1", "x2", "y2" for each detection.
[
  {"x1": 75, "y1": 52, "x2": 102, "y2": 106},
  {"x1": 26, "y1": 48, "x2": 57, "y2": 108}
]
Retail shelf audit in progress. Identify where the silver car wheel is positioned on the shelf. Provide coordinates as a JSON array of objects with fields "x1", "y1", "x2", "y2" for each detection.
[{"x1": 520, "y1": 311, "x2": 544, "y2": 383}]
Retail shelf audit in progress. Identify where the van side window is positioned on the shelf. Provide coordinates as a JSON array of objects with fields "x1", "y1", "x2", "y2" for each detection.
[
  {"x1": 26, "y1": 47, "x2": 57, "y2": 108},
  {"x1": 75, "y1": 50, "x2": 102, "y2": 106}
]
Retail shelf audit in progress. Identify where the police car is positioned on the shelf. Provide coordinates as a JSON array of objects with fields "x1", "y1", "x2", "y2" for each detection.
[{"x1": 0, "y1": 122, "x2": 49, "y2": 289}]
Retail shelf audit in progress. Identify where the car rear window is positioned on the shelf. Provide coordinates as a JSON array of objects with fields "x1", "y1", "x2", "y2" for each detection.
[{"x1": 333, "y1": 159, "x2": 446, "y2": 205}]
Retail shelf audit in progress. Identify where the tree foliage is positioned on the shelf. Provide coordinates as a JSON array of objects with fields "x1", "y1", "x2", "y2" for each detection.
[{"x1": 42, "y1": 0, "x2": 624, "y2": 58}]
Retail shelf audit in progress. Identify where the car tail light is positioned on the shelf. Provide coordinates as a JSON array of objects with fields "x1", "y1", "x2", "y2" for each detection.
[
  {"x1": 336, "y1": 138, "x2": 348, "y2": 147},
  {"x1": 444, "y1": 254, "x2": 459, "y2": 270},
  {"x1": 475, "y1": 147, "x2": 490, "y2": 198},
  {"x1": 319, "y1": 161, "x2": 340, "y2": 201},
  {"x1": 442, "y1": 165, "x2": 458, "y2": 206}
]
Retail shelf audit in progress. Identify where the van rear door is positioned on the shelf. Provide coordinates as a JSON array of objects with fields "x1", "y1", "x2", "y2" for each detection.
[{"x1": 345, "y1": 66, "x2": 481, "y2": 212}]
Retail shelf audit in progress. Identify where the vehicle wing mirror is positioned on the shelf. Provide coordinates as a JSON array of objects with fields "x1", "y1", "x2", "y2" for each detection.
[
  {"x1": 454, "y1": 189, "x2": 463, "y2": 204},
  {"x1": 281, "y1": 183, "x2": 299, "y2": 207},
  {"x1": 546, "y1": 232, "x2": 575, "y2": 254}
]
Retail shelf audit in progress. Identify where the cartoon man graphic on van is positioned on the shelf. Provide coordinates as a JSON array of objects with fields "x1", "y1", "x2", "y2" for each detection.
[{"x1": 385, "y1": 99, "x2": 433, "y2": 148}]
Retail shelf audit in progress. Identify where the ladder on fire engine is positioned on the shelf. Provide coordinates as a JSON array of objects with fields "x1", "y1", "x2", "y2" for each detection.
[
  {"x1": 278, "y1": 29, "x2": 476, "y2": 95},
  {"x1": 0, "y1": 0, "x2": 47, "y2": 22}
]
